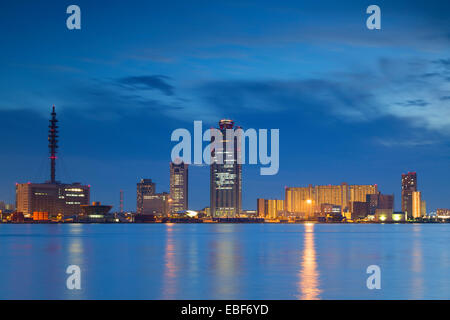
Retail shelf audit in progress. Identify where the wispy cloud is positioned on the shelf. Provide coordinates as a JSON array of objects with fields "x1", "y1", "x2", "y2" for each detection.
[
  {"x1": 194, "y1": 56, "x2": 450, "y2": 137},
  {"x1": 374, "y1": 138, "x2": 440, "y2": 148},
  {"x1": 395, "y1": 99, "x2": 429, "y2": 107},
  {"x1": 117, "y1": 75, "x2": 175, "y2": 96}
]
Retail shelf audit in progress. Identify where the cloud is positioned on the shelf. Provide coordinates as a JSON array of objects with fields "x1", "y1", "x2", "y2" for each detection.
[
  {"x1": 374, "y1": 138, "x2": 439, "y2": 148},
  {"x1": 195, "y1": 56, "x2": 450, "y2": 136},
  {"x1": 117, "y1": 75, "x2": 175, "y2": 96},
  {"x1": 31, "y1": 76, "x2": 184, "y2": 124},
  {"x1": 434, "y1": 58, "x2": 450, "y2": 68},
  {"x1": 395, "y1": 99, "x2": 429, "y2": 107},
  {"x1": 197, "y1": 78, "x2": 376, "y2": 121}
]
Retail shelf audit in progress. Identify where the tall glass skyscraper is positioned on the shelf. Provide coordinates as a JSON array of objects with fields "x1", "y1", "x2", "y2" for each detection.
[
  {"x1": 401, "y1": 172, "x2": 417, "y2": 218},
  {"x1": 210, "y1": 119, "x2": 242, "y2": 218},
  {"x1": 170, "y1": 161, "x2": 188, "y2": 213}
]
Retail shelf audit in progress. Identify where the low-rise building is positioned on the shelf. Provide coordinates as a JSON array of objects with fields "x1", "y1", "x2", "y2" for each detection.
[{"x1": 16, "y1": 182, "x2": 90, "y2": 218}]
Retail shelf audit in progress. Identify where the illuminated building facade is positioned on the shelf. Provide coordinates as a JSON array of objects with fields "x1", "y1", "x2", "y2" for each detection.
[
  {"x1": 32, "y1": 212, "x2": 49, "y2": 221},
  {"x1": 257, "y1": 199, "x2": 284, "y2": 219},
  {"x1": 210, "y1": 119, "x2": 242, "y2": 217},
  {"x1": 412, "y1": 191, "x2": 422, "y2": 218},
  {"x1": 402, "y1": 172, "x2": 417, "y2": 218},
  {"x1": 285, "y1": 183, "x2": 377, "y2": 218},
  {"x1": 285, "y1": 185, "x2": 314, "y2": 218},
  {"x1": 136, "y1": 179, "x2": 155, "y2": 214},
  {"x1": 170, "y1": 161, "x2": 188, "y2": 213},
  {"x1": 374, "y1": 209, "x2": 402, "y2": 222},
  {"x1": 320, "y1": 203, "x2": 342, "y2": 217},
  {"x1": 349, "y1": 184, "x2": 378, "y2": 202},
  {"x1": 437, "y1": 209, "x2": 450, "y2": 217},
  {"x1": 16, "y1": 182, "x2": 90, "y2": 217}
]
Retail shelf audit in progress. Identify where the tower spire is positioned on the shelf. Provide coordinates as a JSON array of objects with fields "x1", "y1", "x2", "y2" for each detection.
[
  {"x1": 120, "y1": 190, "x2": 124, "y2": 213},
  {"x1": 48, "y1": 105, "x2": 58, "y2": 184}
]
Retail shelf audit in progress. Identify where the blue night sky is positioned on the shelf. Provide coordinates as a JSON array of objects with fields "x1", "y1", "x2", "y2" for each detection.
[{"x1": 0, "y1": 0, "x2": 448, "y2": 211}]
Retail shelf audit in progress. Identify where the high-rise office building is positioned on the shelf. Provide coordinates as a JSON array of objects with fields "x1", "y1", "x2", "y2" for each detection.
[
  {"x1": 170, "y1": 161, "x2": 188, "y2": 213},
  {"x1": 210, "y1": 119, "x2": 242, "y2": 218},
  {"x1": 15, "y1": 106, "x2": 90, "y2": 217},
  {"x1": 136, "y1": 179, "x2": 155, "y2": 214},
  {"x1": 402, "y1": 172, "x2": 417, "y2": 218},
  {"x1": 285, "y1": 183, "x2": 377, "y2": 218}
]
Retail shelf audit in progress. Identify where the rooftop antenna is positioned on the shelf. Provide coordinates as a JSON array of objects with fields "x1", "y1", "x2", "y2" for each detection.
[
  {"x1": 120, "y1": 190, "x2": 124, "y2": 213},
  {"x1": 48, "y1": 105, "x2": 58, "y2": 184}
]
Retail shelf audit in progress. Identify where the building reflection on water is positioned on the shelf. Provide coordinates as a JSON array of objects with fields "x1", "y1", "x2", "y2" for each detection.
[
  {"x1": 64, "y1": 224, "x2": 86, "y2": 299},
  {"x1": 411, "y1": 224, "x2": 424, "y2": 299},
  {"x1": 160, "y1": 224, "x2": 243, "y2": 299},
  {"x1": 209, "y1": 225, "x2": 242, "y2": 298},
  {"x1": 162, "y1": 223, "x2": 177, "y2": 299},
  {"x1": 297, "y1": 223, "x2": 321, "y2": 300}
]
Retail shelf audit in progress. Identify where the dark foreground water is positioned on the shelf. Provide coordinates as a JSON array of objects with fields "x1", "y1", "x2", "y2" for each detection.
[{"x1": 0, "y1": 223, "x2": 449, "y2": 300}]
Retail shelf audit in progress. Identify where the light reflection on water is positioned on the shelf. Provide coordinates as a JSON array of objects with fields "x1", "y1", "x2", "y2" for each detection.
[
  {"x1": 0, "y1": 223, "x2": 449, "y2": 299},
  {"x1": 209, "y1": 225, "x2": 243, "y2": 299},
  {"x1": 162, "y1": 224, "x2": 176, "y2": 299},
  {"x1": 298, "y1": 223, "x2": 321, "y2": 300},
  {"x1": 411, "y1": 224, "x2": 423, "y2": 299}
]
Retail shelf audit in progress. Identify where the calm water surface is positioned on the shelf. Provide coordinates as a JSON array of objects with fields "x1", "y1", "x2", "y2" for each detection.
[{"x1": 0, "y1": 223, "x2": 449, "y2": 299}]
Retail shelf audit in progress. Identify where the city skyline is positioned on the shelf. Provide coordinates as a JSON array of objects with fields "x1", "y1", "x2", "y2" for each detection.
[
  {"x1": 1, "y1": 105, "x2": 449, "y2": 213},
  {"x1": 2, "y1": 106, "x2": 441, "y2": 218},
  {"x1": 0, "y1": 1, "x2": 449, "y2": 211}
]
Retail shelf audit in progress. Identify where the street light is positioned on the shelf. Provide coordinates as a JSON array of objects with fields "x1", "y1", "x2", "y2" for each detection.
[{"x1": 306, "y1": 199, "x2": 312, "y2": 219}]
